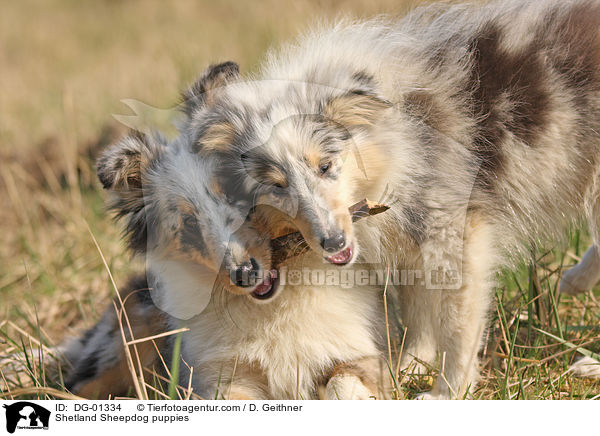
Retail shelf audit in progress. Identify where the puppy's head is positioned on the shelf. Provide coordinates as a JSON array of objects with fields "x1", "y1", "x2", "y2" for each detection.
[
  {"x1": 183, "y1": 63, "x2": 391, "y2": 265},
  {"x1": 96, "y1": 131, "x2": 280, "y2": 313}
]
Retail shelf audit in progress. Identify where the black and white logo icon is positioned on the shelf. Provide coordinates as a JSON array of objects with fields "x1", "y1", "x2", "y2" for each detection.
[{"x1": 2, "y1": 402, "x2": 50, "y2": 434}]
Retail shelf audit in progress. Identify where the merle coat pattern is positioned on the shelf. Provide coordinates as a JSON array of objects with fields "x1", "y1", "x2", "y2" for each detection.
[{"x1": 183, "y1": 0, "x2": 600, "y2": 398}]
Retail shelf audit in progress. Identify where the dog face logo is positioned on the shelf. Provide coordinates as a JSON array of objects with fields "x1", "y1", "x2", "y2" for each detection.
[{"x1": 2, "y1": 402, "x2": 50, "y2": 433}]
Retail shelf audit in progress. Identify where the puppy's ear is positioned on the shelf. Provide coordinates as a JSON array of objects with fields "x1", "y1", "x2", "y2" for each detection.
[
  {"x1": 96, "y1": 131, "x2": 163, "y2": 191},
  {"x1": 191, "y1": 120, "x2": 237, "y2": 154},
  {"x1": 181, "y1": 61, "x2": 240, "y2": 116},
  {"x1": 325, "y1": 90, "x2": 392, "y2": 127},
  {"x1": 96, "y1": 132, "x2": 164, "y2": 253}
]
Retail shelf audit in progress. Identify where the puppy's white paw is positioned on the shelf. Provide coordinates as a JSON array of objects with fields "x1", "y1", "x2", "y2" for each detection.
[
  {"x1": 325, "y1": 374, "x2": 376, "y2": 400},
  {"x1": 568, "y1": 356, "x2": 600, "y2": 379},
  {"x1": 413, "y1": 391, "x2": 449, "y2": 400},
  {"x1": 559, "y1": 268, "x2": 590, "y2": 295},
  {"x1": 560, "y1": 246, "x2": 600, "y2": 295},
  {"x1": 400, "y1": 358, "x2": 431, "y2": 375}
]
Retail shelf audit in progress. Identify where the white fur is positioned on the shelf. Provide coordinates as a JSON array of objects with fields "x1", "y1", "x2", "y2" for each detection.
[
  {"x1": 569, "y1": 356, "x2": 600, "y2": 379},
  {"x1": 176, "y1": 254, "x2": 387, "y2": 399}
]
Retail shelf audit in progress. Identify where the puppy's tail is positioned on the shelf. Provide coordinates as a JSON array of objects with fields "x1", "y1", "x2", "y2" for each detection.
[
  {"x1": 1, "y1": 274, "x2": 168, "y2": 399},
  {"x1": 63, "y1": 274, "x2": 169, "y2": 398}
]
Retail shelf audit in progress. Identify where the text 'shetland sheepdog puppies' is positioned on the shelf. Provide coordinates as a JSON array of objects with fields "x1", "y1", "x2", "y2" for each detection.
[{"x1": 184, "y1": 0, "x2": 600, "y2": 398}]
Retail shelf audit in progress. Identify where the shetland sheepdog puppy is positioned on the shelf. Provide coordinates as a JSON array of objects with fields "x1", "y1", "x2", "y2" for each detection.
[
  {"x1": 51, "y1": 129, "x2": 391, "y2": 399},
  {"x1": 182, "y1": 0, "x2": 600, "y2": 398}
]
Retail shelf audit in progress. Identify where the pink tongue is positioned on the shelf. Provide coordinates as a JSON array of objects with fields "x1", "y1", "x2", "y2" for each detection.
[
  {"x1": 327, "y1": 245, "x2": 352, "y2": 264},
  {"x1": 253, "y1": 272, "x2": 273, "y2": 296}
]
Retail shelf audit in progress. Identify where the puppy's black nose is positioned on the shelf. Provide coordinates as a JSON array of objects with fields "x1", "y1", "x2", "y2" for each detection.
[
  {"x1": 231, "y1": 258, "x2": 260, "y2": 287},
  {"x1": 321, "y1": 233, "x2": 346, "y2": 253}
]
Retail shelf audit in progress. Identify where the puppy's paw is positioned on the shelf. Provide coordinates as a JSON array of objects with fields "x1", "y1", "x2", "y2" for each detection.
[
  {"x1": 560, "y1": 246, "x2": 600, "y2": 295},
  {"x1": 559, "y1": 268, "x2": 590, "y2": 295},
  {"x1": 413, "y1": 391, "x2": 449, "y2": 400},
  {"x1": 568, "y1": 356, "x2": 600, "y2": 379},
  {"x1": 399, "y1": 355, "x2": 432, "y2": 375},
  {"x1": 325, "y1": 374, "x2": 376, "y2": 400}
]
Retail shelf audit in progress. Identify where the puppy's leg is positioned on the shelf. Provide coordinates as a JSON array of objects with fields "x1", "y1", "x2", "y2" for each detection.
[
  {"x1": 559, "y1": 244, "x2": 600, "y2": 295},
  {"x1": 428, "y1": 283, "x2": 491, "y2": 399},
  {"x1": 325, "y1": 356, "x2": 392, "y2": 400},
  {"x1": 420, "y1": 217, "x2": 495, "y2": 400},
  {"x1": 221, "y1": 362, "x2": 270, "y2": 400},
  {"x1": 563, "y1": 181, "x2": 600, "y2": 375},
  {"x1": 398, "y1": 285, "x2": 438, "y2": 374},
  {"x1": 560, "y1": 180, "x2": 600, "y2": 295}
]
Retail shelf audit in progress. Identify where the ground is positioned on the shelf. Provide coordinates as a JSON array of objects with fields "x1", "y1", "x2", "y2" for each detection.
[{"x1": 1, "y1": 0, "x2": 599, "y2": 400}]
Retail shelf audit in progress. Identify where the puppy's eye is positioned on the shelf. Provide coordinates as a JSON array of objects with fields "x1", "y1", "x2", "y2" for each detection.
[
  {"x1": 183, "y1": 215, "x2": 197, "y2": 228},
  {"x1": 271, "y1": 183, "x2": 288, "y2": 197},
  {"x1": 319, "y1": 162, "x2": 331, "y2": 175}
]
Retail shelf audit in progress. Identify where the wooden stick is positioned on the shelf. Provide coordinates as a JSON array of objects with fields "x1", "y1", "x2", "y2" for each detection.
[{"x1": 270, "y1": 199, "x2": 389, "y2": 266}]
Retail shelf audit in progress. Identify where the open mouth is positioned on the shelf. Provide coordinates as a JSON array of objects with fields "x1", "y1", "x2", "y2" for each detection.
[
  {"x1": 326, "y1": 244, "x2": 354, "y2": 265},
  {"x1": 250, "y1": 269, "x2": 279, "y2": 300}
]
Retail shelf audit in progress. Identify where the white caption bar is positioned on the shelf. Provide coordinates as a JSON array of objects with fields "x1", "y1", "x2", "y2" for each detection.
[{"x1": 0, "y1": 400, "x2": 595, "y2": 435}]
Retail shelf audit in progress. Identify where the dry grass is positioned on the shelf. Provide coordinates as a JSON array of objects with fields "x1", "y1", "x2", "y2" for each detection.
[{"x1": 1, "y1": 0, "x2": 599, "y2": 400}]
